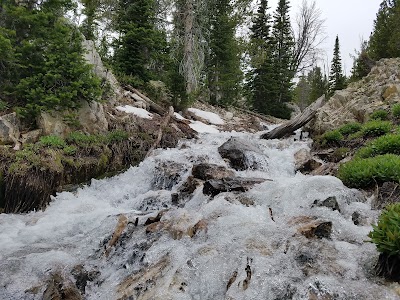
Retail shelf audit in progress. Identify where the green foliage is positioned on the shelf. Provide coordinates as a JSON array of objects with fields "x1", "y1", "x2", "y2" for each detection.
[
  {"x1": 370, "y1": 109, "x2": 389, "y2": 120},
  {"x1": 39, "y1": 135, "x2": 66, "y2": 149},
  {"x1": 106, "y1": 130, "x2": 129, "y2": 143},
  {"x1": 328, "y1": 35, "x2": 347, "y2": 96},
  {"x1": 361, "y1": 120, "x2": 392, "y2": 137},
  {"x1": 63, "y1": 145, "x2": 77, "y2": 156},
  {"x1": 67, "y1": 130, "x2": 129, "y2": 147},
  {"x1": 392, "y1": 104, "x2": 400, "y2": 118},
  {"x1": 338, "y1": 154, "x2": 400, "y2": 188},
  {"x1": 368, "y1": 0, "x2": 400, "y2": 60},
  {"x1": 338, "y1": 122, "x2": 362, "y2": 135},
  {"x1": 356, "y1": 134, "x2": 400, "y2": 158},
  {"x1": 369, "y1": 203, "x2": 400, "y2": 256},
  {"x1": 320, "y1": 130, "x2": 343, "y2": 146},
  {"x1": 208, "y1": 0, "x2": 242, "y2": 106},
  {"x1": 0, "y1": 0, "x2": 102, "y2": 122}
]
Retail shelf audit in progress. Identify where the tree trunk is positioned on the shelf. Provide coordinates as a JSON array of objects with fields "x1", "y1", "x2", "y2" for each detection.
[{"x1": 260, "y1": 95, "x2": 325, "y2": 139}]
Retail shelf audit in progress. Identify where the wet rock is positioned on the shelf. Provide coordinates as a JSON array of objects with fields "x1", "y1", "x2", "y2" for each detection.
[
  {"x1": 203, "y1": 177, "x2": 267, "y2": 197},
  {"x1": 218, "y1": 137, "x2": 266, "y2": 170},
  {"x1": 298, "y1": 221, "x2": 332, "y2": 239},
  {"x1": 144, "y1": 211, "x2": 165, "y2": 225},
  {"x1": 352, "y1": 211, "x2": 367, "y2": 226},
  {"x1": 310, "y1": 163, "x2": 338, "y2": 176},
  {"x1": 376, "y1": 253, "x2": 400, "y2": 281},
  {"x1": 43, "y1": 272, "x2": 82, "y2": 300},
  {"x1": 294, "y1": 148, "x2": 322, "y2": 173},
  {"x1": 191, "y1": 163, "x2": 234, "y2": 181},
  {"x1": 71, "y1": 265, "x2": 100, "y2": 295},
  {"x1": 312, "y1": 196, "x2": 340, "y2": 212},
  {"x1": 172, "y1": 176, "x2": 201, "y2": 205},
  {"x1": 152, "y1": 161, "x2": 188, "y2": 190}
]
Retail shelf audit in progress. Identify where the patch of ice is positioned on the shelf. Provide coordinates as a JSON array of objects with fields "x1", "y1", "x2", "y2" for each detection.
[
  {"x1": 188, "y1": 108, "x2": 225, "y2": 125},
  {"x1": 116, "y1": 105, "x2": 153, "y2": 119}
]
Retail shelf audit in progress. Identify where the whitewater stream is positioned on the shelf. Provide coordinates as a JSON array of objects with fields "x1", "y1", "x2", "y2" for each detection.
[{"x1": 0, "y1": 113, "x2": 399, "y2": 299}]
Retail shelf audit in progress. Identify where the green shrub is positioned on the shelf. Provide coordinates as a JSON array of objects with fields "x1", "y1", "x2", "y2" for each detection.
[
  {"x1": 106, "y1": 130, "x2": 129, "y2": 143},
  {"x1": 338, "y1": 122, "x2": 362, "y2": 135},
  {"x1": 370, "y1": 109, "x2": 389, "y2": 120},
  {"x1": 356, "y1": 134, "x2": 400, "y2": 158},
  {"x1": 67, "y1": 131, "x2": 101, "y2": 147},
  {"x1": 39, "y1": 135, "x2": 66, "y2": 148},
  {"x1": 369, "y1": 203, "x2": 400, "y2": 256},
  {"x1": 320, "y1": 130, "x2": 343, "y2": 146},
  {"x1": 392, "y1": 104, "x2": 400, "y2": 118},
  {"x1": 361, "y1": 120, "x2": 392, "y2": 137},
  {"x1": 63, "y1": 145, "x2": 77, "y2": 156},
  {"x1": 338, "y1": 154, "x2": 400, "y2": 188}
]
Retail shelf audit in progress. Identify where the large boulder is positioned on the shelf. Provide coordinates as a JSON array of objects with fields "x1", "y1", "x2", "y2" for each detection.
[
  {"x1": 311, "y1": 58, "x2": 400, "y2": 135},
  {"x1": 218, "y1": 137, "x2": 267, "y2": 171},
  {"x1": 78, "y1": 101, "x2": 109, "y2": 134},
  {"x1": 82, "y1": 40, "x2": 122, "y2": 103},
  {"x1": 0, "y1": 113, "x2": 20, "y2": 145}
]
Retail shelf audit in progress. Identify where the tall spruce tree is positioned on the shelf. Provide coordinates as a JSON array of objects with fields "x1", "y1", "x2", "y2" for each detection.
[
  {"x1": 309, "y1": 66, "x2": 328, "y2": 102},
  {"x1": 328, "y1": 35, "x2": 346, "y2": 96},
  {"x1": 207, "y1": 0, "x2": 242, "y2": 106},
  {"x1": 368, "y1": 0, "x2": 400, "y2": 60},
  {"x1": 112, "y1": 0, "x2": 168, "y2": 87}
]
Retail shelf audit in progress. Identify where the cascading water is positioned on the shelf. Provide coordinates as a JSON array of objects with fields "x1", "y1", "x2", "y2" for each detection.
[{"x1": 0, "y1": 116, "x2": 399, "y2": 300}]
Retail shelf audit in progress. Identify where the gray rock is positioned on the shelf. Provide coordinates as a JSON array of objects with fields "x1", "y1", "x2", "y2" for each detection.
[
  {"x1": 0, "y1": 112, "x2": 20, "y2": 145},
  {"x1": 218, "y1": 137, "x2": 266, "y2": 171},
  {"x1": 192, "y1": 163, "x2": 235, "y2": 181},
  {"x1": 203, "y1": 177, "x2": 266, "y2": 197},
  {"x1": 312, "y1": 196, "x2": 340, "y2": 212}
]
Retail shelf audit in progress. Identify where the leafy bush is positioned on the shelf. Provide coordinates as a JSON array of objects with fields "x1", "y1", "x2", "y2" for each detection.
[
  {"x1": 67, "y1": 132, "x2": 101, "y2": 147},
  {"x1": 320, "y1": 130, "x2": 343, "y2": 146},
  {"x1": 356, "y1": 134, "x2": 400, "y2": 158},
  {"x1": 392, "y1": 104, "x2": 400, "y2": 118},
  {"x1": 338, "y1": 154, "x2": 400, "y2": 188},
  {"x1": 370, "y1": 109, "x2": 389, "y2": 120},
  {"x1": 338, "y1": 122, "x2": 362, "y2": 136},
  {"x1": 369, "y1": 203, "x2": 400, "y2": 256},
  {"x1": 106, "y1": 130, "x2": 129, "y2": 143},
  {"x1": 361, "y1": 120, "x2": 392, "y2": 137},
  {"x1": 39, "y1": 135, "x2": 66, "y2": 148}
]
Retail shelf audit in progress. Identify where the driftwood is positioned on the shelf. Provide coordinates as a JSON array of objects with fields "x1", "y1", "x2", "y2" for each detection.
[
  {"x1": 123, "y1": 84, "x2": 166, "y2": 115},
  {"x1": 260, "y1": 95, "x2": 326, "y2": 139},
  {"x1": 145, "y1": 106, "x2": 174, "y2": 158}
]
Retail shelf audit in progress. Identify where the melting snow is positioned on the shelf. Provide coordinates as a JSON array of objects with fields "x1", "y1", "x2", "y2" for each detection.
[
  {"x1": 188, "y1": 108, "x2": 225, "y2": 125},
  {"x1": 116, "y1": 105, "x2": 153, "y2": 119},
  {"x1": 189, "y1": 120, "x2": 220, "y2": 133},
  {"x1": 0, "y1": 120, "x2": 398, "y2": 299}
]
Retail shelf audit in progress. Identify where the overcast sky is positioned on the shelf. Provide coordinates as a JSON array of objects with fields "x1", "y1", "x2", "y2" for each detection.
[{"x1": 268, "y1": 0, "x2": 382, "y2": 75}]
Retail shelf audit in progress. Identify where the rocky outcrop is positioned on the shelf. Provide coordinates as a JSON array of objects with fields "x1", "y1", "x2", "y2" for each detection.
[
  {"x1": 312, "y1": 58, "x2": 400, "y2": 134},
  {"x1": 0, "y1": 113, "x2": 20, "y2": 145}
]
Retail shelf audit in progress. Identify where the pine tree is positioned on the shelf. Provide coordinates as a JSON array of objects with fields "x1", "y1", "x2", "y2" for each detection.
[
  {"x1": 329, "y1": 35, "x2": 346, "y2": 96},
  {"x1": 112, "y1": 0, "x2": 168, "y2": 87},
  {"x1": 368, "y1": 0, "x2": 400, "y2": 60},
  {"x1": 207, "y1": 0, "x2": 242, "y2": 106},
  {"x1": 309, "y1": 66, "x2": 328, "y2": 102}
]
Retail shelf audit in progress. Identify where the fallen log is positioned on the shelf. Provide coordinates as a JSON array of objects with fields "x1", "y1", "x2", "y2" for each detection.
[
  {"x1": 260, "y1": 95, "x2": 326, "y2": 139},
  {"x1": 123, "y1": 84, "x2": 166, "y2": 115}
]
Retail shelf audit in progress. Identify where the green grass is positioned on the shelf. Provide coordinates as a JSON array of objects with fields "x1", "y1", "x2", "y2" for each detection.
[
  {"x1": 369, "y1": 203, "x2": 400, "y2": 255},
  {"x1": 370, "y1": 109, "x2": 389, "y2": 120},
  {"x1": 356, "y1": 134, "x2": 400, "y2": 158},
  {"x1": 338, "y1": 154, "x2": 400, "y2": 188},
  {"x1": 39, "y1": 135, "x2": 66, "y2": 148},
  {"x1": 361, "y1": 120, "x2": 392, "y2": 137}
]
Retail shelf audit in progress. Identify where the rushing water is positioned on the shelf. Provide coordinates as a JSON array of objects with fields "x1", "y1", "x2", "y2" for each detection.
[{"x1": 0, "y1": 126, "x2": 399, "y2": 300}]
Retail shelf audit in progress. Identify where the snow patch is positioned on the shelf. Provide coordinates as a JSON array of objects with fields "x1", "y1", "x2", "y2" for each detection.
[
  {"x1": 189, "y1": 121, "x2": 220, "y2": 133},
  {"x1": 116, "y1": 105, "x2": 153, "y2": 119},
  {"x1": 188, "y1": 108, "x2": 225, "y2": 125}
]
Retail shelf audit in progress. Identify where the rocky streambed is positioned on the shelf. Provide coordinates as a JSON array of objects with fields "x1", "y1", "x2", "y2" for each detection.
[{"x1": 0, "y1": 109, "x2": 399, "y2": 299}]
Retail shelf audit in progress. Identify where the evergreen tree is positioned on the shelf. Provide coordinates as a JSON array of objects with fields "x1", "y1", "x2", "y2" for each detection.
[
  {"x1": 293, "y1": 73, "x2": 311, "y2": 111},
  {"x1": 270, "y1": 0, "x2": 294, "y2": 103},
  {"x1": 368, "y1": 0, "x2": 400, "y2": 60},
  {"x1": 207, "y1": 0, "x2": 242, "y2": 106},
  {"x1": 112, "y1": 0, "x2": 168, "y2": 87},
  {"x1": 350, "y1": 40, "x2": 375, "y2": 82},
  {"x1": 0, "y1": 0, "x2": 101, "y2": 123},
  {"x1": 309, "y1": 66, "x2": 328, "y2": 102},
  {"x1": 328, "y1": 35, "x2": 346, "y2": 96}
]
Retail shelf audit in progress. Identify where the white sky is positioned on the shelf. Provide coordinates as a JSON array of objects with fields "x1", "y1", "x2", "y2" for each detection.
[{"x1": 268, "y1": 0, "x2": 382, "y2": 76}]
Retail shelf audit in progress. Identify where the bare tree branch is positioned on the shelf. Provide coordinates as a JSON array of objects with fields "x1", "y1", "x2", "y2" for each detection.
[{"x1": 291, "y1": 0, "x2": 326, "y2": 75}]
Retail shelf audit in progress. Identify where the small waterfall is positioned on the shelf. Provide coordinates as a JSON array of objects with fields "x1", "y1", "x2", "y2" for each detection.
[{"x1": 0, "y1": 128, "x2": 398, "y2": 300}]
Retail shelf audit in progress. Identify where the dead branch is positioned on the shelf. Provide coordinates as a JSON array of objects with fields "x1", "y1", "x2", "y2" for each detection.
[
  {"x1": 123, "y1": 85, "x2": 166, "y2": 115},
  {"x1": 146, "y1": 106, "x2": 174, "y2": 158},
  {"x1": 260, "y1": 95, "x2": 326, "y2": 139}
]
